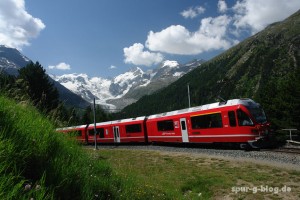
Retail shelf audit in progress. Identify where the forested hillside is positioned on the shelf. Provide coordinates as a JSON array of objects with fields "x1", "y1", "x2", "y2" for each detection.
[{"x1": 118, "y1": 10, "x2": 300, "y2": 130}]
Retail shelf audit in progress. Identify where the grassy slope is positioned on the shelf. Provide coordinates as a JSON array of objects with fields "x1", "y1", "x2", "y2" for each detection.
[{"x1": 0, "y1": 95, "x2": 121, "y2": 199}]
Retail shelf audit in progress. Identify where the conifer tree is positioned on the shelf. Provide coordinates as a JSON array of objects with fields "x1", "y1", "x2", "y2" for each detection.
[
  {"x1": 17, "y1": 61, "x2": 59, "y2": 113},
  {"x1": 82, "y1": 105, "x2": 92, "y2": 124},
  {"x1": 81, "y1": 104, "x2": 110, "y2": 125}
]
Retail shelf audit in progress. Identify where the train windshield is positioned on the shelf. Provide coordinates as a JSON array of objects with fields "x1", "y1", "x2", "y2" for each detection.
[{"x1": 246, "y1": 105, "x2": 267, "y2": 124}]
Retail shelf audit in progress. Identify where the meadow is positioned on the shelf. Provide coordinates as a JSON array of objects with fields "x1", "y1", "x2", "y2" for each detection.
[{"x1": 91, "y1": 148, "x2": 300, "y2": 199}]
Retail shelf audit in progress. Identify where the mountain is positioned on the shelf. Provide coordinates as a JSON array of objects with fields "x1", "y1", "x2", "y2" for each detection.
[
  {"x1": 118, "y1": 10, "x2": 300, "y2": 129},
  {"x1": 52, "y1": 59, "x2": 204, "y2": 110},
  {"x1": 0, "y1": 45, "x2": 31, "y2": 76},
  {"x1": 0, "y1": 45, "x2": 89, "y2": 108}
]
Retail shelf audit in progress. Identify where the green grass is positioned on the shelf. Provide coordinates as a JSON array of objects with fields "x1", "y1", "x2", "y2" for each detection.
[
  {"x1": 0, "y1": 95, "x2": 125, "y2": 199},
  {"x1": 94, "y1": 149, "x2": 300, "y2": 199}
]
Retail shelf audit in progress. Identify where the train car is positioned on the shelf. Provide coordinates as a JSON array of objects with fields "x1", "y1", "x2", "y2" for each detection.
[
  {"x1": 56, "y1": 124, "x2": 88, "y2": 143},
  {"x1": 146, "y1": 98, "x2": 269, "y2": 148},
  {"x1": 84, "y1": 116, "x2": 147, "y2": 144},
  {"x1": 86, "y1": 121, "x2": 115, "y2": 143},
  {"x1": 110, "y1": 116, "x2": 147, "y2": 143}
]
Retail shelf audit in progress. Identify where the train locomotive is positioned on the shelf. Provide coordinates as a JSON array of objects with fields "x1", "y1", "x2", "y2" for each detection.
[{"x1": 57, "y1": 98, "x2": 270, "y2": 148}]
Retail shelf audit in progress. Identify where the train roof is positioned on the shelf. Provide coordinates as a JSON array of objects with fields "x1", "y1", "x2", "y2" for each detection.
[
  {"x1": 88, "y1": 116, "x2": 146, "y2": 128},
  {"x1": 56, "y1": 124, "x2": 87, "y2": 131},
  {"x1": 147, "y1": 98, "x2": 257, "y2": 119},
  {"x1": 57, "y1": 116, "x2": 146, "y2": 130}
]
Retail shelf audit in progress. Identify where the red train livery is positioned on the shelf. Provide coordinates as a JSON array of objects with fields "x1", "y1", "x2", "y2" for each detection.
[{"x1": 57, "y1": 98, "x2": 270, "y2": 148}]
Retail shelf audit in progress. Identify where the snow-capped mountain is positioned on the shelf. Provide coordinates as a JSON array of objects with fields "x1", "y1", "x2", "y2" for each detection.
[
  {"x1": 109, "y1": 67, "x2": 150, "y2": 98},
  {"x1": 0, "y1": 45, "x2": 31, "y2": 75},
  {"x1": 52, "y1": 59, "x2": 205, "y2": 110},
  {"x1": 51, "y1": 67, "x2": 150, "y2": 109}
]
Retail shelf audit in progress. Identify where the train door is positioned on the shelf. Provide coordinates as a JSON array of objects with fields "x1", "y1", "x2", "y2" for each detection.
[
  {"x1": 113, "y1": 126, "x2": 120, "y2": 143},
  {"x1": 180, "y1": 118, "x2": 189, "y2": 142}
]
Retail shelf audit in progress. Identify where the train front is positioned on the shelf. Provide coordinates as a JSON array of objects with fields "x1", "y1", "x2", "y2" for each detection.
[{"x1": 241, "y1": 99, "x2": 271, "y2": 148}]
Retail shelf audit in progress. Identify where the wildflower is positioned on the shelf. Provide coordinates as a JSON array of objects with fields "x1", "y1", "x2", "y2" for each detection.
[
  {"x1": 24, "y1": 184, "x2": 31, "y2": 191},
  {"x1": 35, "y1": 185, "x2": 41, "y2": 190}
]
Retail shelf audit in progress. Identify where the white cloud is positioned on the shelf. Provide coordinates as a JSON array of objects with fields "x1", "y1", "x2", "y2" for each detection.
[
  {"x1": 125, "y1": 0, "x2": 300, "y2": 60},
  {"x1": 218, "y1": 0, "x2": 228, "y2": 13},
  {"x1": 0, "y1": 0, "x2": 45, "y2": 49},
  {"x1": 123, "y1": 43, "x2": 163, "y2": 66},
  {"x1": 146, "y1": 15, "x2": 233, "y2": 55},
  {"x1": 48, "y1": 62, "x2": 71, "y2": 70},
  {"x1": 181, "y1": 6, "x2": 205, "y2": 19},
  {"x1": 110, "y1": 65, "x2": 117, "y2": 69},
  {"x1": 232, "y1": 0, "x2": 300, "y2": 34}
]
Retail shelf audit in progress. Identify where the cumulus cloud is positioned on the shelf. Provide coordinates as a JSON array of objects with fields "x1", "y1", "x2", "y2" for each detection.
[
  {"x1": 218, "y1": 0, "x2": 228, "y2": 13},
  {"x1": 146, "y1": 1, "x2": 300, "y2": 55},
  {"x1": 146, "y1": 15, "x2": 232, "y2": 55},
  {"x1": 0, "y1": 0, "x2": 45, "y2": 49},
  {"x1": 48, "y1": 62, "x2": 71, "y2": 70},
  {"x1": 232, "y1": 0, "x2": 300, "y2": 34},
  {"x1": 125, "y1": 0, "x2": 300, "y2": 63},
  {"x1": 110, "y1": 65, "x2": 117, "y2": 69},
  {"x1": 180, "y1": 6, "x2": 205, "y2": 19},
  {"x1": 123, "y1": 43, "x2": 163, "y2": 66}
]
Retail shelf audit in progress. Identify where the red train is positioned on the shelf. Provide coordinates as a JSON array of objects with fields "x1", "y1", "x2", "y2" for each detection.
[{"x1": 57, "y1": 98, "x2": 270, "y2": 148}]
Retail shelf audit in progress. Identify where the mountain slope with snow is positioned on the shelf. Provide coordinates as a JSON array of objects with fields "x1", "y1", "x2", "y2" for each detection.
[
  {"x1": 0, "y1": 45, "x2": 31, "y2": 75},
  {"x1": 52, "y1": 59, "x2": 205, "y2": 110}
]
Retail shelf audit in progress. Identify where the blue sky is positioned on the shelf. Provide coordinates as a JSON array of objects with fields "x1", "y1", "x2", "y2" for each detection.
[{"x1": 1, "y1": 0, "x2": 300, "y2": 78}]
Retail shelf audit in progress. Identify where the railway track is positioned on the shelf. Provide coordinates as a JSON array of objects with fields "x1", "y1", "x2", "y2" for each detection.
[{"x1": 261, "y1": 147, "x2": 300, "y2": 155}]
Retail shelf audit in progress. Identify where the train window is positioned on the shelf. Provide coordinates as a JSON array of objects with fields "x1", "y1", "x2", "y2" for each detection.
[
  {"x1": 113, "y1": 127, "x2": 117, "y2": 139},
  {"x1": 98, "y1": 128, "x2": 105, "y2": 138},
  {"x1": 68, "y1": 130, "x2": 81, "y2": 137},
  {"x1": 88, "y1": 128, "x2": 105, "y2": 137},
  {"x1": 125, "y1": 124, "x2": 142, "y2": 133},
  {"x1": 237, "y1": 109, "x2": 254, "y2": 126},
  {"x1": 157, "y1": 120, "x2": 174, "y2": 131},
  {"x1": 228, "y1": 111, "x2": 237, "y2": 127},
  {"x1": 191, "y1": 113, "x2": 223, "y2": 129},
  {"x1": 88, "y1": 129, "x2": 94, "y2": 136},
  {"x1": 181, "y1": 121, "x2": 186, "y2": 130}
]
